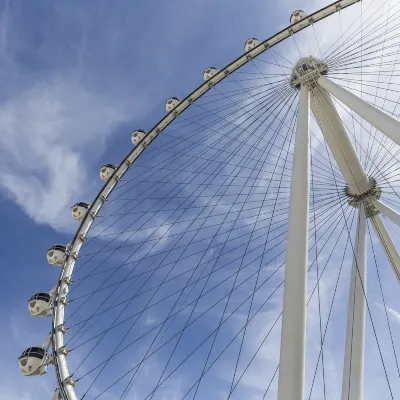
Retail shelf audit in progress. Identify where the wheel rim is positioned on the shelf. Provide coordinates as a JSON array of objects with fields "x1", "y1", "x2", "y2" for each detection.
[{"x1": 18, "y1": 0, "x2": 400, "y2": 398}]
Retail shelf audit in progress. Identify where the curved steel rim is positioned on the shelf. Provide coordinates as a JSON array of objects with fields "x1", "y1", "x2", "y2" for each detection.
[{"x1": 51, "y1": 1, "x2": 361, "y2": 398}]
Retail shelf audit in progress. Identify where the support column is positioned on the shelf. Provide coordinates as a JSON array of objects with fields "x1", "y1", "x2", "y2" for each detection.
[
  {"x1": 310, "y1": 86, "x2": 370, "y2": 195},
  {"x1": 342, "y1": 203, "x2": 367, "y2": 400},
  {"x1": 277, "y1": 84, "x2": 310, "y2": 400},
  {"x1": 318, "y1": 76, "x2": 400, "y2": 147},
  {"x1": 374, "y1": 199, "x2": 400, "y2": 228},
  {"x1": 371, "y1": 213, "x2": 400, "y2": 283}
]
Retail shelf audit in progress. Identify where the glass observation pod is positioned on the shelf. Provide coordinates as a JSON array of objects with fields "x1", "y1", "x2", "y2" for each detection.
[
  {"x1": 100, "y1": 164, "x2": 116, "y2": 181},
  {"x1": 166, "y1": 97, "x2": 180, "y2": 112},
  {"x1": 245, "y1": 38, "x2": 261, "y2": 52},
  {"x1": 290, "y1": 9, "x2": 307, "y2": 24},
  {"x1": 18, "y1": 347, "x2": 48, "y2": 376},
  {"x1": 28, "y1": 292, "x2": 52, "y2": 317},
  {"x1": 203, "y1": 67, "x2": 219, "y2": 81},
  {"x1": 71, "y1": 202, "x2": 89, "y2": 221},
  {"x1": 131, "y1": 129, "x2": 146, "y2": 145},
  {"x1": 46, "y1": 244, "x2": 67, "y2": 266}
]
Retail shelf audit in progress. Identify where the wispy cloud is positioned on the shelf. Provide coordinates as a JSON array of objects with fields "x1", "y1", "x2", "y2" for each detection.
[
  {"x1": 0, "y1": 77, "x2": 128, "y2": 231},
  {"x1": 384, "y1": 305, "x2": 400, "y2": 323}
]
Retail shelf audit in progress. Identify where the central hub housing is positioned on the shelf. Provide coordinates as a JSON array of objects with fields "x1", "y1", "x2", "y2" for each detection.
[
  {"x1": 346, "y1": 177, "x2": 382, "y2": 218},
  {"x1": 290, "y1": 56, "x2": 328, "y2": 88}
]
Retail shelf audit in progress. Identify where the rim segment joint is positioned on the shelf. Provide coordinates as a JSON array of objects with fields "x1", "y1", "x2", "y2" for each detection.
[
  {"x1": 57, "y1": 346, "x2": 70, "y2": 356},
  {"x1": 55, "y1": 324, "x2": 68, "y2": 333},
  {"x1": 63, "y1": 376, "x2": 76, "y2": 387}
]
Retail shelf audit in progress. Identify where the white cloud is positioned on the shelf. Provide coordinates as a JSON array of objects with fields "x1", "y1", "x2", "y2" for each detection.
[
  {"x1": 1, "y1": 311, "x2": 55, "y2": 400},
  {"x1": 0, "y1": 77, "x2": 129, "y2": 232},
  {"x1": 385, "y1": 306, "x2": 400, "y2": 322}
]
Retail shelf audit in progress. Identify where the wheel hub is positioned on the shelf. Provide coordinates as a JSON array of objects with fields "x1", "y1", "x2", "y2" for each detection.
[
  {"x1": 345, "y1": 177, "x2": 382, "y2": 217},
  {"x1": 290, "y1": 56, "x2": 329, "y2": 88}
]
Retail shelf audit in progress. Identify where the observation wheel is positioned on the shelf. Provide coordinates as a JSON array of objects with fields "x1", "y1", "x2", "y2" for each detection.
[{"x1": 19, "y1": 0, "x2": 400, "y2": 399}]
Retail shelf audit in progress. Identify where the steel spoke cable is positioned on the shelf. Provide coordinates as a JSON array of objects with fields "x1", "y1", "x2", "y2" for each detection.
[
  {"x1": 234, "y1": 207, "x2": 356, "y2": 400},
  {"x1": 322, "y1": 96, "x2": 400, "y2": 210},
  {"x1": 69, "y1": 195, "x2": 349, "y2": 359},
  {"x1": 251, "y1": 57, "x2": 293, "y2": 70},
  {"x1": 322, "y1": 90, "x2": 400, "y2": 179},
  {"x1": 268, "y1": 47, "x2": 295, "y2": 69},
  {"x1": 311, "y1": 87, "x2": 370, "y2": 196},
  {"x1": 67, "y1": 87, "x2": 300, "y2": 360},
  {"x1": 92, "y1": 88, "x2": 291, "y2": 216},
  {"x1": 310, "y1": 131, "x2": 327, "y2": 400},
  {"x1": 232, "y1": 204, "x2": 357, "y2": 399},
  {"x1": 326, "y1": 79, "x2": 400, "y2": 107},
  {"x1": 47, "y1": 4, "x2": 400, "y2": 398},
  {"x1": 327, "y1": 24, "x2": 400, "y2": 71},
  {"x1": 74, "y1": 184, "x2": 343, "y2": 296},
  {"x1": 315, "y1": 40, "x2": 397, "y2": 391},
  {"x1": 75, "y1": 87, "x2": 298, "y2": 270},
  {"x1": 71, "y1": 206, "x2": 350, "y2": 394},
  {"x1": 113, "y1": 89, "x2": 299, "y2": 400},
  {"x1": 320, "y1": 112, "x2": 395, "y2": 399},
  {"x1": 146, "y1": 87, "x2": 344, "y2": 181},
  {"x1": 187, "y1": 85, "x2": 298, "y2": 400},
  {"x1": 78, "y1": 83, "x2": 296, "y2": 245},
  {"x1": 367, "y1": 215, "x2": 400, "y2": 379},
  {"x1": 322, "y1": 0, "x2": 391, "y2": 61},
  {"x1": 337, "y1": 11, "x2": 361, "y2": 164},
  {"x1": 71, "y1": 115, "x2": 296, "y2": 301},
  {"x1": 75, "y1": 202, "x2": 294, "y2": 281},
  {"x1": 74, "y1": 189, "x2": 348, "y2": 344},
  {"x1": 324, "y1": 1, "x2": 399, "y2": 64},
  {"x1": 328, "y1": 34, "x2": 400, "y2": 73},
  {"x1": 65, "y1": 130, "x2": 292, "y2": 350},
  {"x1": 307, "y1": 222, "x2": 354, "y2": 398},
  {"x1": 329, "y1": 58, "x2": 400, "y2": 73},
  {"x1": 311, "y1": 83, "x2": 400, "y2": 212},
  {"x1": 72, "y1": 188, "x2": 343, "y2": 293},
  {"x1": 86, "y1": 188, "x2": 344, "y2": 259},
  {"x1": 227, "y1": 89, "x2": 305, "y2": 399},
  {"x1": 71, "y1": 87, "x2": 297, "y2": 280},
  {"x1": 79, "y1": 80, "x2": 294, "y2": 246},
  {"x1": 69, "y1": 193, "x2": 344, "y2": 315},
  {"x1": 92, "y1": 268, "x2": 287, "y2": 400},
  {"x1": 153, "y1": 203, "x2": 354, "y2": 400},
  {"x1": 67, "y1": 192, "x2": 345, "y2": 328},
  {"x1": 365, "y1": 38, "x2": 400, "y2": 172},
  {"x1": 96, "y1": 205, "x2": 349, "y2": 400}
]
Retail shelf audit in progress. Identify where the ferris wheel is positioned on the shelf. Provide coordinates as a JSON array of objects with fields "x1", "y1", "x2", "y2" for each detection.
[{"x1": 18, "y1": 0, "x2": 400, "y2": 398}]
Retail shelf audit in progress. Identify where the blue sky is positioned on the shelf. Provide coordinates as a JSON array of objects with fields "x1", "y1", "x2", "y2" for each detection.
[{"x1": 2, "y1": 0, "x2": 400, "y2": 399}]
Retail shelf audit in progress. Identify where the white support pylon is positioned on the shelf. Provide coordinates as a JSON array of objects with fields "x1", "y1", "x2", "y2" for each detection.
[
  {"x1": 305, "y1": 68, "x2": 369, "y2": 400},
  {"x1": 313, "y1": 76, "x2": 400, "y2": 285},
  {"x1": 374, "y1": 199, "x2": 400, "y2": 228},
  {"x1": 310, "y1": 85, "x2": 370, "y2": 195},
  {"x1": 370, "y1": 213, "x2": 400, "y2": 283},
  {"x1": 318, "y1": 76, "x2": 400, "y2": 147},
  {"x1": 277, "y1": 84, "x2": 310, "y2": 400},
  {"x1": 342, "y1": 202, "x2": 367, "y2": 400}
]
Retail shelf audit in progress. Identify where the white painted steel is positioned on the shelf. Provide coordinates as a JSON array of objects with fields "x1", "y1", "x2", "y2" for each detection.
[
  {"x1": 278, "y1": 85, "x2": 310, "y2": 400},
  {"x1": 342, "y1": 203, "x2": 366, "y2": 400},
  {"x1": 29, "y1": 296, "x2": 52, "y2": 317},
  {"x1": 318, "y1": 76, "x2": 400, "y2": 147},
  {"x1": 310, "y1": 86, "x2": 370, "y2": 194},
  {"x1": 290, "y1": 10, "x2": 307, "y2": 25},
  {"x1": 371, "y1": 214, "x2": 400, "y2": 283},
  {"x1": 203, "y1": 67, "x2": 219, "y2": 81},
  {"x1": 51, "y1": 2, "x2": 362, "y2": 397},
  {"x1": 374, "y1": 199, "x2": 400, "y2": 228},
  {"x1": 244, "y1": 38, "x2": 261, "y2": 52}
]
